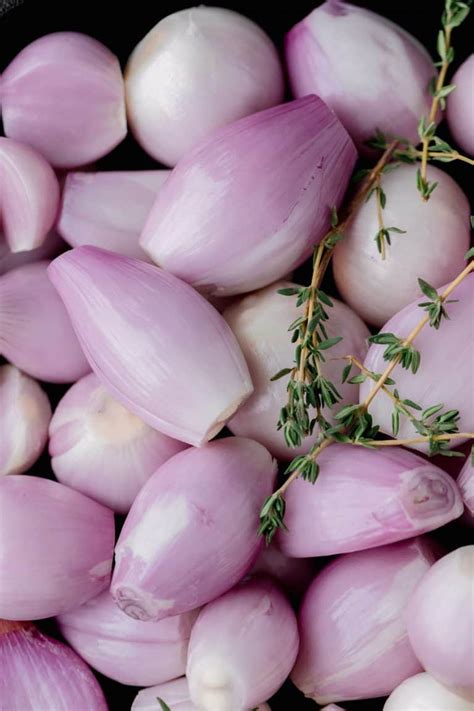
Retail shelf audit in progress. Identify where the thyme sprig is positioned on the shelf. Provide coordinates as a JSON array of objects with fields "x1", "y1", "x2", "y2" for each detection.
[
  {"x1": 260, "y1": 261, "x2": 474, "y2": 542},
  {"x1": 418, "y1": 0, "x2": 472, "y2": 198},
  {"x1": 274, "y1": 141, "x2": 399, "y2": 451}
]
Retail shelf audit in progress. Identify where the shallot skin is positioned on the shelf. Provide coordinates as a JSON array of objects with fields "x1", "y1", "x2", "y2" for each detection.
[
  {"x1": 360, "y1": 275, "x2": 474, "y2": 450},
  {"x1": 0, "y1": 621, "x2": 107, "y2": 711},
  {"x1": 48, "y1": 246, "x2": 253, "y2": 446},
  {"x1": 0, "y1": 475, "x2": 115, "y2": 620},
  {"x1": 0, "y1": 261, "x2": 90, "y2": 383},
  {"x1": 112, "y1": 438, "x2": 276, "y2": 621},
  {"x1": 277, "y1": 444, "x2": 463, "y2": 557},
  {"x1": 225, "y1": 282, "x2": 370, "y2": 458},
  {"x1": 1, "y1": 32, "x2": 126, "y2": 168},
  {"x1": 285, "y1": 0, "x2": 434, "y2": 151},
  {"x1": 125, "y1": 6, "x2": 284, "y2": 165},
  {"x1": 333, "y1": 164, "x2": 470, "y2": 326},
  {"x1": 447, "y1": 55, "x2": 474, "y2": 156},
  {"x1": 384, "y1": 672, "x2": 474, "y2": 710},
  {"x1": 458, "y1": 455, "x2": 474, "y2": 526},
  {"x1": 49, "y1": 372, "x2": 187, "y2": 514},
  {"x1": 57, "y1": 590, "x2": 199, "y2": 686},
  {"x1": 292, "y1": 538, "x2": 439, "y2": 704},
  {"x1": 0, "y1": 137, "x2": 60, "y2": 253},
  {"x1": 57, "y1": 170, "x2": 170, "y2": 260},
  {"x1": 187, "y1": 577, "x2": 299, "y2": 710},
  {"x1": 131, "y1": 677, "x2": 272, "y2": 710},
  {"x1": 406, "y1": 546, "x2": 474, "y2": 700},
  {"x1": 0, "y1": 364, "x2": 52, "y2": 477},
  {"x1": 140, "y1": 95, "x2": 357, "y2": 296}
]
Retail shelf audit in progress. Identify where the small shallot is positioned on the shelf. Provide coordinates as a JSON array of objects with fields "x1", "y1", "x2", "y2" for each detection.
[
  {"x1": 49, "y1": 372, "x2": 187, "y2": 513},
  {"x1": 0, "y1": 475, "x2": 114, "y2": 620},
  {"x1": 292, "y1": 538, "x2": 439, "y2": 704},
  {"x1": 1, "y1": 32, "x2": 126, "y2": 167},
  {"x1": 187, "y1": 577, "x2": 298, "y2": 710},
  {"x1": 0, "y1": 364, "x2": 51, "y2": 477},
  {"x1": 112, "y1": 438, "x2": 276, "y2": 621},
  {"x1": 48, "y1": 246, "x2": 253, "y2": 445},
  {"x1": 0, "y1": 261, "x2": 90, "y2": 383}
]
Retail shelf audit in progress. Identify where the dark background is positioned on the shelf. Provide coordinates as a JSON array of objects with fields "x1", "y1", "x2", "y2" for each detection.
[{"x1": 1, "y1": 1, "x2": 472, "y2": 710}]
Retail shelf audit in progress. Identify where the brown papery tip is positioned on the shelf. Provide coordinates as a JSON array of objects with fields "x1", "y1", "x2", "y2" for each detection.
[{"x1": 0, "y1": 619, "x2": 31, "y2": 636}]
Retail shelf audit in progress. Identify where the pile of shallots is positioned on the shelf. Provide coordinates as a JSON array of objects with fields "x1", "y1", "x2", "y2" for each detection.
[{"x1": 0, "y1": 2, "x2": 473, "y2": 710}]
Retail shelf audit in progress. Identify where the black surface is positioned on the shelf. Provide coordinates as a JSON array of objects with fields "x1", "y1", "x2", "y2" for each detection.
[{"x1": 1, "y1": 1, "x2": 472, "y2": 710}]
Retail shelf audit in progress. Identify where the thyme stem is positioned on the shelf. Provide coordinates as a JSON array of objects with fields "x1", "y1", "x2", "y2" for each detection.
[
  {"x1": 420, "y1": 25, "x2": 452, "y2": 191},
  {"x1": 362, "y1": 261, "x2": 474, "y2": 411},
  {"x1": 353, "y1": 432, "x2": 473, "y2": 448}
]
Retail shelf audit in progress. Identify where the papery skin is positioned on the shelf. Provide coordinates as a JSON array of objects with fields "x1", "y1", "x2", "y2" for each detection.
[
  {"x1": 0, "y1": 475, "x2": 114, "y2": 620},
  {"x1": 0, "y1": 138, "x2": 60, "y2": 253},
  {"x1": 1, "y1": 32, "x2": 126, "y2": 168},
  {"x1": 112, "y1": 438, "x2": 276, "y2": 621},
  {"x1": 285, "y1": 0, "x2": 434, "y2": 151},
  {"x1": 0, "y1": 261, "x2": 90, "y2": 383},
  {"x1": 0, "y1": 365, "x2": 52, "y2": 476},
  {"x1": 384, "y1": 672, "x2": 474, "y2": 711},
  {"x1": 57, "y1": 590, "x2": 198, "y2": 686},
  {"x1": 360, "y1": 276, "x2": 474, "y2": 450},
  {"x1": 225, "y1": 282, "x2": 369, "y2": 458},
  {"x1": 447, "y1": 55, "x2": 474, "y2": 156},
  {"x1": 58, "y1": 171, "x2": 170, "y2": 260},
  {"x1": 321, "y1": 706, "x2": 347, "y2": 711},
  {"x1": 458, "y1": 455, "x2": 474, "y2": 526},
  {"x1": 131, "y1": 677, "x2": 272, "y2": 710},
  {"x1": 277, "y1": 444, "x2": 462, "y2": 557},
  {"x1": 406, "y1": 546, "x2": 474, "y2": 700},
  {"x1": 250, "y1": 541, "x2": 315, "y2": 602},
  {"x1": 333, "y1": 164, "x2": 470, "y2": 326},
  {"x1": 187, "y1": 577, "x2": 299, "y2": 710},
  {"x1": 0, "y1": 231, "x2": 65, "y2": 276},
  {"x1": 49, "y1": 372, "x2": 187, "y2": 513},
  {"x1": 292, "y1": 538, "x2": 439, "y2": 704},
  {"x1": 140, "y1": 95, "x2": 357, "y2": 296},
  {"x1": 48, "y1": 246, "x2": 253, "y2": 445},
  {"x1": 125, "y1": 6, "x2": 284, "y2": 166},
  {"x1": 0, "y1": 621, "x2": 107, "y2": 711}
]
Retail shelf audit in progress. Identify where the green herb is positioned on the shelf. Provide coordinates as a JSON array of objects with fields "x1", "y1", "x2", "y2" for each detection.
[
  {"x1": 157, "y1": 699, "x2": 171, "y2": 711},
  {"x1": 417, "y1": 278, "x2": 458, "y2": 329},
  {"x1": 368, "y1": 333, "x2": 421, "y2": 373}
]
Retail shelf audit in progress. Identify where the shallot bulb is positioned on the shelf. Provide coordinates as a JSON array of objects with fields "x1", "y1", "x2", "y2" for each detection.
[
  {"x1": 0, "y1": 364, "x2": 51, "y2": 477},
  {"x1": 0, "y1": 475, "x2": 114, "y2": 620},
  {"x1": 0, "y1": 620, "x2": 107, "y2": 711},
  {"x1": 285, "y1": 0, "x2": 435, "y2": 151},
  {"x1": 406, "y1": 546, "x2": 474, "y2": 700},
  {"x1": 384, "y1": 672, "x2": 474, "y2": 711},
  {"x1": 48, "y1": 246, "x2": 253, "y2": 445},
  {"x1": 458, "y1": 454, "x2": 474, "y2": 526},
  {"x1": 111, "y1": 437, "x2": 276, "y2": 621},
  {"x1": 0, "y1": 261, "x2": 90, "y2": 383},
  {"x1": 447, "y1": 55, "x2": 474, "y2": 156},
  {"x1": 0, "y1": 137, "x2": 60, "y2": 253},
  {"x1": 360, "y1": 275, "x2": 474, "y2": 450},
  {"x1": 333, "y1": 164, "x2": 470, "y2": 326},
  {"x1": 49, "y1": 373, "x2": 187, "y2": 513},
  {"x1": 125, "y1": 6, "x2": 284, "y2": 165},
  {"x1": 277, "y1": 444, "x2": 462, "y2": 557},
  {"x1": 224, "y1": 282, "x2": 369, "y2": 458},
  {"x1": 57, "y1": 590, "x2": 198, "y2": 686},
  {"x1": 140, "y1": 96, "x2": 356, "y2": 296},
  {"x1": 187, "y1": 577, "x2": 299, "y2": 710},
  {"x1": 57, "y1": 170, "x2": 170, "y2": 260},
  {"x1": 131, "y1": 677, "x2": 272, "y2": 710},
  {"x1": 1, "y1": 32, "x2": 126, "y2": 167},
  {"x1": 292, "y1": 538, "x2": 439, "y2": 704}
]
